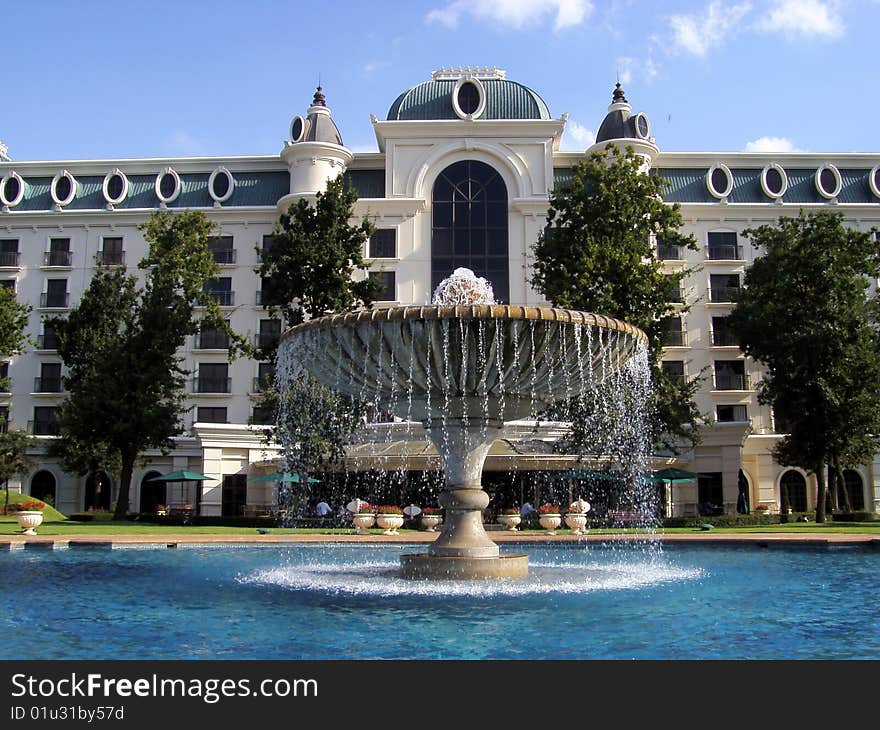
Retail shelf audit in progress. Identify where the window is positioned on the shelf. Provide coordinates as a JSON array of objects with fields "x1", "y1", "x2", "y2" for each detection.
[
  {"x1": 255, "y1": 362, "x2": 274, "y2": 392},
  {"x1": 0, "y1": 172, "x2": 24, "y2": 208},
  {"x1": 870, "y1": 165, "x2": 880, "y2": 199},
  {"x1": 709, "y1": 273, "x2": 740, "y2": 303},
  {"x1": 432, "y1": 160, "x2": 508, "y2": 302},
  {"x1": 664, "y1": 274, "x2": 683, "y2": 303},
  {"x1": 32, "y1": 406, "x2": 59, "y2": 435},
  {"x1": 780, "y1": 470, "x2": 807, "y2": 512},
  {"x1": 661, "y1": 316, "x2": 686, "y2": 347},
  {"x1": 103, "y1": 169, "x2": 128, "y2": 206},
  {"x1": 195, "y1": 363, "x2": 229, "y2": 393},
  {"x1": 0, "y1": 361, "x2": 8, "y2": 390},
  {"x1": 155, "y1": 168, "x2": 181, "y2": 204},
  {"x1": 0, "y1": 405, "x2": 8, "y2": 433},
  {"x1": 761, "y1": 163, "x2": 788, "y2": 198},
  {"x1": 250, "y1": 404, "x2": 275, "y2": 425},
  {"x1": 706, "y1": 164, "x2": 733, "y2": 199},
  {"x1": 716, "y1": 404, "x2": 747, "y2": 423},
  {"x1": 45, "y1": 238, "x2": 72, "y2": 267},
  {"x1": 714, "y1": 360, "x2": 747, "y2": 390},
  {"x1": 656, "y1": 238, "x2": 681, "y2": 260},
  {"x1": 208, "y1": 167, "x2": 234, "y2": 204},
  {"x1": 772, "y1": 403, "x2": 793, "y2": 434},
  {"x1": 815, "y1": 164, "x2": 842, "y2": 200},
  {"x1": 40, "y1": 323, "x2": 58, "y2": 350},
  {"x1": 42, "y1": 279, "x2": 68, "y2": 308},
  {"x1": 204, "y1": 278, "x2": 233, "y2": 306},
  {"x1": 261, "y1": 235, "x2": 276, "y2": 256},
  {"x1": 289, "y1": 115, "x2": 306, "y2": 143},
  {"x1": 196, "y1": 325, "x2": 230, "y2": 350},
  {"x1": 842, "y1": 469, "x2": 865, "y2": 511},
  {"x1": 256, "y1": 319, "x2": 281, "y2": 351},
  {"x1": 257, "y1": 276, "x2": 272, "y2": 307},
  {"x1": 369, "y1": 229, "x2": 397, "y2": 259},
  {"x1": 196, "y1": 406, "x2": 227, "y2": 423},
  {"x1": 98, "y1": 237, "x2": 124, "y2": 266},
  {"x1": 697, "y1": 472, "x2": 723, "y2": 515},
  {"x1": 707, "y1": 231, "x2": 741, "y2": 260},
  {"x1": 369, "y1": 271, "x2": 396, "y2": 302},
  {"x1": 208, "y1": 236, "x2": 236, "y2": 264},
  {"x1": 36, "y1": 362, "x2": 63, "y2": 393},
  {"x1": 711, "y1": 316, "x2": 737, "y2": 347},
  {"x1": 51, "y1": 171, "x2": 76, "y2": 207},
  {"x1": 0, "y1": 280, "x2": 15, "y2": 292},
  {"x1": 0, "y1": 239, "x2": 19, "y2": 267},
  {"x1": 661, "y1": 360, "x2": 685, "y2": 383},
  {"x1": 452, "y1": 78, "x2": 485, "y2": 119}
]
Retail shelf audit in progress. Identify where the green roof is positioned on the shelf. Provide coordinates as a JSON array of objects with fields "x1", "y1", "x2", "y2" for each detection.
[{"x1": 387, "y1": 79, "x2": 551, "y2": 121}]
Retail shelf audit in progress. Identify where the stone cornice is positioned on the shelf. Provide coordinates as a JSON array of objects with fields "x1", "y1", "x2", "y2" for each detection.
[{"x1": 0, "y1": 155, "x2": 286, "y2": 176}]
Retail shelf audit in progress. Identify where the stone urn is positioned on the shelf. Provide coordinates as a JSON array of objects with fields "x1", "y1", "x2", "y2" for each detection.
[
  {"x1": 538, "y1": 513, "x2": 562, "y2": 535},
  {"x1": 16, "y1": 511, "x2": 44, "y2": 536},
  {"x1": 420, "y1": 514, "x2": 443, "y2": 532},
  {"x1": 352, "y1": 513, "x2": 375, "y2": 535},
  {"x1": 564, "y1": 513, "x2": 588, "y2": 535},
  {"x1": 376, "y1": 514, "x2": 404, "y2": 535},
  {"x1": 496, "y1": 513, "x2": 521, "y2": 531}
]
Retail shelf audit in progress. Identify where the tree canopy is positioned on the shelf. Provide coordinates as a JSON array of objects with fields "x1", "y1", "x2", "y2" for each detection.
[
  {"x1": 531, "y1": 145, "x2": 703, "y2": 454},
  {"x1": 727, "y1": 210, "x2": 880, "y2": 522},
  {"x1": 0, "y1": 285, "x2": 32, "y2": 392},
  {"x1": 49, "y1": 210, "x2": 243, "y2": 519},
  {"x1": 0, "y1": 429, "x2": 37, "y2": 514}
]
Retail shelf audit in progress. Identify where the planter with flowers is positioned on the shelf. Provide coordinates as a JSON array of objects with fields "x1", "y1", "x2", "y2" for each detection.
[
  {"x1": 352, "y1": 502, "x2": 376, "y2": 535},
  {"x1": 496, "y1": 507, "x2": 522, "y2": 531},
  {"x1": 564, "y1": 499, "x2": 591, "y2": 535},
  {"x1": 9, "y1": 501, "x2": 45, "y2": 535},
  {"x1": 155, "y1": 504, "x2": 167, "y2": 517},
  {"x1": 754, "y1": 503, "x2": 771, "y2": 514},
  {"x1": 420, "y1": 507, "x2": 443, "y2": 532},
  {"x1": 375, "y1": 505, "x2": 404, "y2": 535},
  {"x1": 538, "y1": 504, "x2": 562, "y2": 535}
]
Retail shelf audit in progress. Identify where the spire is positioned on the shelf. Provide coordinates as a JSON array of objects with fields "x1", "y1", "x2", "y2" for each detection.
[
  {"x1": 312, "y1": 86, "x2": 326, "y2": 107},
  {"x1": 612, "y1": 82, "x2": 627, "y2": 105}
]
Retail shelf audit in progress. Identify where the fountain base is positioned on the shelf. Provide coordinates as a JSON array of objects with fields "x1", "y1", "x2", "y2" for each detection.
[{"x1": 400, "y1": 553, "x2": 528, "y2": 580}]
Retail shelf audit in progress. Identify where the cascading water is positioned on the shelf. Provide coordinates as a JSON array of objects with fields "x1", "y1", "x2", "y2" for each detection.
[{"x1": 276, "y1": 268, "x2": 652, "y2": 580}]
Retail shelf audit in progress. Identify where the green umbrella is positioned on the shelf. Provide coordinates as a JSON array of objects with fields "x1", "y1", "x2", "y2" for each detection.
[
  {"x1": 552, "y1": 469, "x2": 623, "y2": 481},
  {"x1": 146, "y1": 470, "x2": 216, "y2": 482},
  {"x1": 649, "y1": 468, "x2": 711, "y2": 482},
  {"x1": 248, "y1": 471, "x2": 320, "y2": 484}
]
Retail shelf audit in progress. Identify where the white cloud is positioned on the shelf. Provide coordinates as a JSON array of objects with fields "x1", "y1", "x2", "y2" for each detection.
[
  {"x1": 668, "y1": 1, "x2": 752, "y2": 56},
  {"x1": 363, "y1": 61, "x2": 390, "y2": 74},
  {"x1": 756, "y1": 0, "x2": 843, "y2": 38},
  {"x1": 163, "y1": 130, "x2": 206, "y2": 157},
  {"x1": 743, "y1": 136, "x2": 801, "y2": 153},
  {"x1": 561, "y1": 119, "x2": 596, "y2": 150},
  {"x1": 616, "y1": 57, "x2": 635, "y2": 85},
  {"x1": 426, "y1": 0, "x2": 593, "y2": 32}
]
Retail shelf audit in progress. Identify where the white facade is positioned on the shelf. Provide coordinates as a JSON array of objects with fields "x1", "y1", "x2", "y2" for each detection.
[{"x1": 1, "y1": 68, "x2": 878, "y2": 517}]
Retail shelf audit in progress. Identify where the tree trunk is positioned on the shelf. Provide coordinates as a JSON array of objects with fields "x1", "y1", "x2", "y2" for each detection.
[
  {"x1": 815, "y1": 463, "x2": 827, "y2": 523},
  {"x1": 113, "y1": 451, "x2": 135, "y2": 520},
  {"x1": 837, "y1": 463, "x2": 852, "y2": 512},
  {"x1": 3, "y1": 479, "x2": 8, "y2": 515},
  {"x1": 780, "y1": 482, "x2": 791, "y2": 523}
]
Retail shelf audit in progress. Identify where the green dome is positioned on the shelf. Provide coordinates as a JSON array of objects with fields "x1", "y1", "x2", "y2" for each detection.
[{"x1": 387, "y1": 76, "x2": 551, "y2": 121}]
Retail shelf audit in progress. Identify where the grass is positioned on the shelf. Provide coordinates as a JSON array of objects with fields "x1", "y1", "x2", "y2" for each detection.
[{"x1": 0, "y1": 491, "x2": 67, "y2": 522}]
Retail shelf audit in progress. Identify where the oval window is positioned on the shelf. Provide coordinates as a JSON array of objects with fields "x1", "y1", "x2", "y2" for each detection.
[
  {"x1": 290, "y1": 115, "x2": 306, "y2": 143},
  {"x1": 707, "y1": 164, "x2": 733, "y2": 199},
  {"x1": 103, "y1": 169, "x2": 128, "y2": 206},
  {"x1": 761, "y1": 164, "x2": 788, "y2": 199},
  {"x1": 159, "y1": 173, "x2": 176, "y2": 199},
  {"x1": 634, "y1": 112, "x2": 650, "y2": 140},
  {"x1": 457, "y1": 82, "x2": 480, "y2": 115},
  {"x1": 51, "y1": 171, "x2": 76, "y2": 207},
  {"x1": 208, "y1": 167, "x2": 234, "y2": 204},
  {"x1": 815, "y1": 165, "x2": 841, "y2": 199},
  {"x1": 870, "y1": 165, "x2": 880, "y2": 199},
  {"x1": 155, "y1": 168, "x2": 181, "y2": 204},
  {"x1": 0, "y1": 173, "x2": 23, "y2": 207}
]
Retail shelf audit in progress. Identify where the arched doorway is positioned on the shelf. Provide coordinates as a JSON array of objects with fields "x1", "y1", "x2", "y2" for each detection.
[
  {"x1": 431, "y1": 159, "x2": 509, "y2": 302},
  {"x1": 843, "y1": 469, "x2": 865, "y2": 511},
  {"x1": 736, "y1": 469, "x2": 750, "y2": 514},
  {"x1": 779, "y1": 470, "x2": 808, "y2": 513},
  {"x1": 30, "y1": 470, "x2": 56, "y2": 504},
  {"x1": 139, "y1": 471, "x2": 165, "y2": 514},
  {"x1": 84, "y1": 471, "x2": 112, "y2": 511}
]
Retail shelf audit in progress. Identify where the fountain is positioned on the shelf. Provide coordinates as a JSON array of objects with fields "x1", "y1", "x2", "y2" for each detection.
[{"x1": 278, "y1": 269, "x2": 648, "y2": 579}]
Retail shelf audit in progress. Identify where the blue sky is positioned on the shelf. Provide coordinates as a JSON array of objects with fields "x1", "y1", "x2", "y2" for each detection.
[{"x1": 3, "y1": 0, "x2": 877, "y2": 161}]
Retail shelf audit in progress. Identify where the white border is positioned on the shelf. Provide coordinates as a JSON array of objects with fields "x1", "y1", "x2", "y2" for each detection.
[
  {"x1": 814, "y1": 164, "x2": 842, "y2": 200},
  {"x1": 208, "y1": 166, "x2": 235, "y2": 204},
  {"x1": 452, "y1": 76, "x2": 486, "y2": 120},
  {"x1": 869, "y1": 164, "x2": 880, "y2": 199},
  {"x1": 102, "y1": 168, "x2": 129, "y2": 207},
  {"x1": 289, "y1": 115, "x2": 307, "y2": 143},
  {"x1": 760, "y1": 163, "x2": 788, "y2": 199},
  {"x1": 50, "y1": 170, "x2": 77, "y2": 208},
  {"x1": 706, "y1": 163, "x2": 734, "y2": 199},
  {"x1": 155, "y1": 167, "x2": 181, "y2": 204},
  {"x1": 634, "y1": 112, "x2": 651, "y2": 141},
  {"x1": 0, "y1": 171, "x2": 25, "y2": 208}
]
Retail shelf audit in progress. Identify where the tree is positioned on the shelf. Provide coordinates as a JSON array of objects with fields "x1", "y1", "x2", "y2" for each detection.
[
  {"x1": 531, "y1": 145, "x2": 703, "y2": 454},
  {"x1": 49, "y1": 211, "x2": 244, "y2": 519},
  {"x1": 727, "y1": 210, "x2": 880, "y2": 523},
  {"x1": 0, "y1": 285, "x2": 33, "y2": 393},
  {"x1": 255, "y1": 174, "x2": 378, "y2": 479},
  {"x1": 0, "y1": 429, "x2": 37, "y2": 514}
]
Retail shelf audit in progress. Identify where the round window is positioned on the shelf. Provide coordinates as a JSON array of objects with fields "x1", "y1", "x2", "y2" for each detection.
[
  {"x1": 290, "y1": 115, "x2": 306, "y2": 143},
  {"x1": 208, "y1": 167, "x2": 234, "y2": 204},
  {"x1": 870, "y1": 165, "x2": 880, "y2": 199},
  {"x1": 458, "y1": 82, "x2": 480, "y2": 115},
  {"x1": 815, "y1": 164, "x2": 841, "y2": 199},
  {"x1": 761, "y1": 163, "x2": 788, "y2": 199},
  {"x1": 706, "y1": 164, "x2": 733, "y2": 199},
  {"x1": 634, "y1": 112, "x2": 651, "y2": 140},
  {"x1": 50, "y1": 171, "x2": 77, "y2": 207},
  {"x1": 0, "y1": 172, "x2": 24, "y2": 207},
  {"x1": 452, "y1": 76, "x2": 486, "y2": 120},
  {"x1": 155, "y1": 168, "x2": 181, "y2": 204},
  {"x1": 103, "y1": 169, "x2": 128, "y2": 206}
]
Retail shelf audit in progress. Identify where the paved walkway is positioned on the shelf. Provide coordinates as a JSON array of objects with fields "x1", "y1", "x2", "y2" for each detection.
[{"x1": 2, "y1": 530, "x2": 878, "y2": 549}]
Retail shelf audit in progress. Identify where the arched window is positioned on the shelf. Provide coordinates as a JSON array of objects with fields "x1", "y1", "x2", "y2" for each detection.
[
  {"x1": 842, "y1": 469, "x2": 865, "y2": 511},
  {"x1": 431, "y1": 160, "x2": 509, "y2": 302},
  {"x1": 85, "y1": 471, "x2": 112, "y2": 511},
  {"x1": 780, "y1": 470, "x2": 807, "y2": 513},
  {"x1": 30, "y1": 470, "x2": 56, "y2": 504},
  {"x1": 140, "y1": 471, "x2": 165, "y2": 514}
]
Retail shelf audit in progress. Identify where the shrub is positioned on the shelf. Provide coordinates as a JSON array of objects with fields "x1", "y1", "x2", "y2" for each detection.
[
  {"x1": 376, "y1": 505, "x2": 403, "y2": 515},
  {"x1": 831, "y1": 511, "x2": 879, "y2": 523}
]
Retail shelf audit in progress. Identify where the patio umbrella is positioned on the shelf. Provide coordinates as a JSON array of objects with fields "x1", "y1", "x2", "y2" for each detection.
[
  {"x1": 248, "y1": 471, "x2": 320, "y2": 483},
  {"x1": 146, "y1": 470, "x2": 216, "y2": 513},
  {"x1": 649, "y1": 468, "x2": 711, "y2": 482},
  {"x1": 552, "y1": 469, "x2": 623, "y2": 481}
]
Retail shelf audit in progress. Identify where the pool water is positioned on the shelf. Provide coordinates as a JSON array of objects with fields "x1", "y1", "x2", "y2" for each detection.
[{"x1": 1, "y1": 543, "x2": 878, "y2": 660}]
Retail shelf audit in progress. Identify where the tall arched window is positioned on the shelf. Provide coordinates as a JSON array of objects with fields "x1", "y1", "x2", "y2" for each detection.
[
  {"x1": 432, "y1": 160, "x2": 509, "y2": 302},
  {"x1": 843, "y1": 469, "x2": 865, "y2": 511},
  {"x1": 140, "y1": 471, "x2": 165, "y2": 514},
  {"x1": 30, "y1": 470, "x2": 56, "y2": 504},
  {"x1": 780, "y1": 470, "x2": 807, "y2": 513}
]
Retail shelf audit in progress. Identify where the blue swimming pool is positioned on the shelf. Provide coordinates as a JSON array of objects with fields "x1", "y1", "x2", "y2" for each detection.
[{"x1": 1, "y1": 542, "x2": 878, "y2": 660}]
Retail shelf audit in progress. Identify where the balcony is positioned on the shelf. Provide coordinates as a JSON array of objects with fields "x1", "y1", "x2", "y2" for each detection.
[
  {"x1": 211, "y1": 249, "x2": 237, "y2": 265},
  {"x1": 708, "y1": 286, "x2": 741, "y2": 303},
  {"x1": 255, "y1": 291, "x2": 269, "y2": 307},
  {"x1": 40, "y1": 292, "x2": 69, "y2": 309},
  {"x1": 707, "y1": 244, "x2": 743, "y2": 261},
  {"x1": 661, "y1": 330, "x2": 688, "y2": 347},
  {"x1": 96, "y1": 250, "x2": 126, "y2": 266},
  {"x1": 195, "y1": 331, "x2": 231, "y2": 350},
  {"x1": 33, "y1": 377, "x2": 64, "y2": 393},
  {"x1": 38, "y1": 333, "x2": 58, "y2": 350},
  {"x1": 43, "y1": 251, "x2": 73, "y2": 267},
  {"x1": 711, "y1": 329, "x2": 739, "y2": 347},
  {"x1": 29, "y1": 420, "x2": 59, "y2": 436},
  {"x1": 657, "y1": 244, "x2": 682, "y2": 260},
  {"x1": 252, "y1": 376, "x2": 274, "y2": 393},
  {"x1": 713, "y1": 373, "x2": 750, "y2": 391},
  {"x1": 254, "y1": 332, "x2": 280, "y2": 351},
  {"x1": 206, "y1": 291, "x2": 235, "y2": 307},
  {"x1": 193, "y1": 377, "x2": 231, "y2": 394},
  {"x1": 0, "y1": 251, "x2": 20, "y2": 268}
]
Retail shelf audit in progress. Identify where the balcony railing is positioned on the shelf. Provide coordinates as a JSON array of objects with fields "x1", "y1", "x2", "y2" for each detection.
[
  {"x1": 211, "y1": 249, "x2": 237, "y2": 265},
  {"x1": 711, "y1": 329, "x2": 739, "y2": 347},
  {"x1": 713, "y1": 373, "x2": 750, "y2": 390},
  {"x1": 254, "y1": 332, "x2": 280, "y2": 351},
  {"x1": 707, "y1": 244, "x2": 743, "y2": 261},
  {"x1": 43, "y1": 251, "x2": 73, "y2": 267},
  {"x1": 40, "y1": 292, "x2": 69, "y2": 308},
  {"x1": 252, "y1": 376, "x2": 274, "y2": 393},
  {"x1": 38, "y1": 333, "x2": 58, "y2": 350},
  {"x1": 708, "y1": 286, "x2": 741, "y2": 303},
  {"x1": 195, "y1": 332, "x2": 230, "y2": 350},
  {"x1": 193, "y1": 377, "x2": 231, "y2": 394},
  {"x1": 657, "y1": 244, "x2": 682, "y2": 260},
  {"x1": 255, "y1": 291, "x2": 268, "y2": 307},
  {"x1": 206, "y1": 290, "x2": 235, "y2": 306},
  {"x1": 661, "y1": 330, "x2": 688, "y2": 347},
  {"x1": 33, "y1": 377, "x2": 64, "y2": 393},
  {"x1": 96, "y1": 250, "x2": 125, "y2": 266},
  {"x1": 0, "y1": 251, "x2": 20, "y2": 267},
  {"x1": 29, "y1": 420, "x2": 59, "y2": 436},
  {"x1": 667, "y1": 288, "x2": 684, "y2": 304},
  {"x1": 715, "y1": 406, "x2": 749, "y2": 424}
]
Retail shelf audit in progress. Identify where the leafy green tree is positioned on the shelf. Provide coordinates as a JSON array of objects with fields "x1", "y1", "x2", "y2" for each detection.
[
  {"x1": 531, "y1": 145, "x2": 703, "y2": 454},
  {"x1": 49, "y1": 211, "x2": 243, "y2": 519},
  {"x1": 0, "y1": 285, "x2": 33, "y2": 392},
  {"x1": 727, "y1": 210, "x2": 880, "y2": 522},
  {"x1": 0, "y1": 429, "x2": 37, "y2": 514}
]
